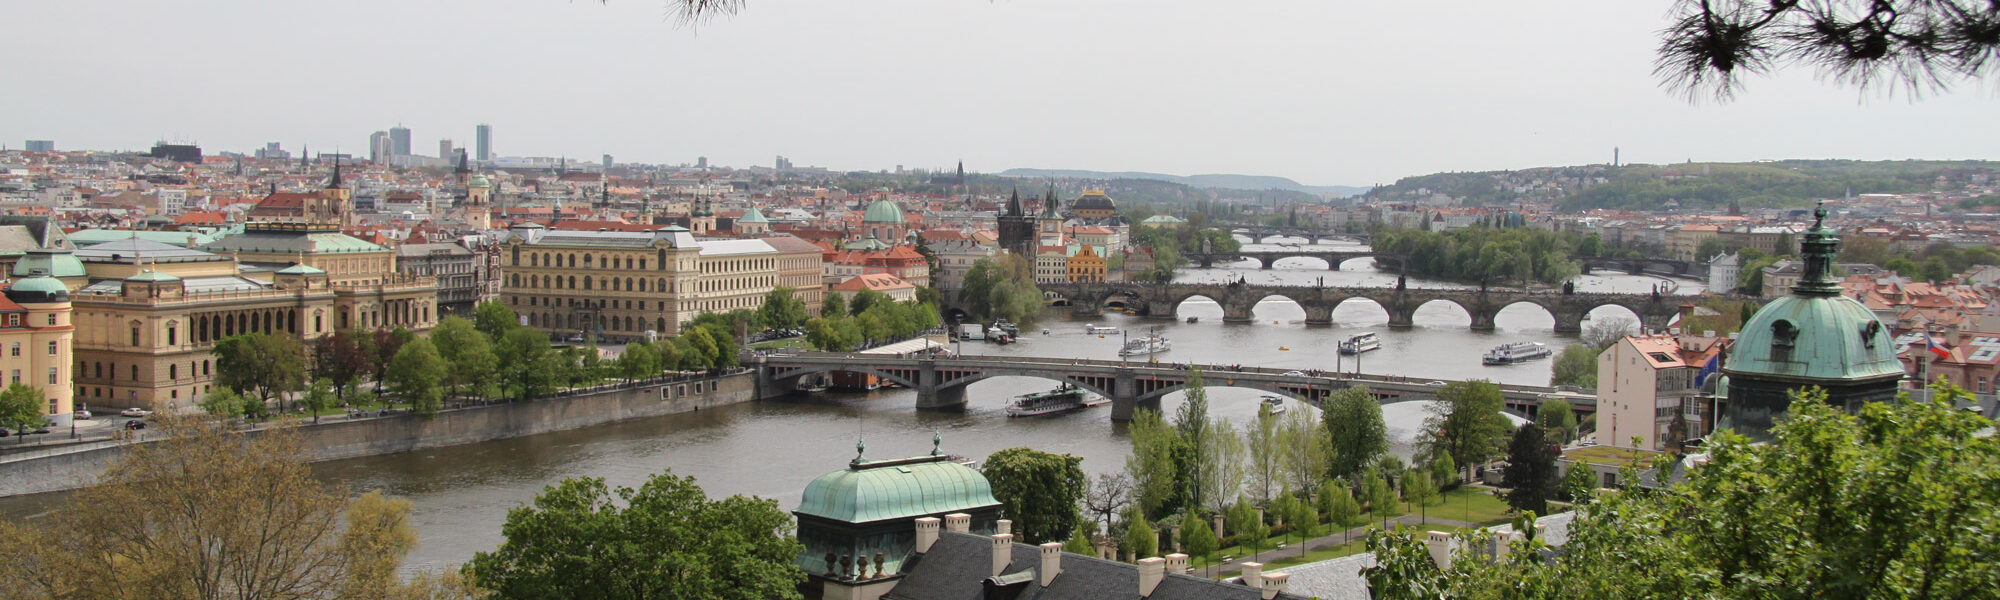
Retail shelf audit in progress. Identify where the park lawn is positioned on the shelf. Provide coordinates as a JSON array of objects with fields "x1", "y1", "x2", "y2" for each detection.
[
  {"x1": 750, "y1": 337, "x2": 809, "y2": 350},
  {"x1": 1422, "y1": 486, "x2": 1516, "y2": 526},
  {"x1": 1190, "y1": 523, "x2": 1474, "y2": 577}
]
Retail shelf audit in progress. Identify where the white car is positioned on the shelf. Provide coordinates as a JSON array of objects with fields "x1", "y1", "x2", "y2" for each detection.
[
  {"x1": 120, "y1": 407, "x2": 150, "y2": 418},
  {"x1": 1281, "y1": 370, "x2": 1308, "y2": 377}
]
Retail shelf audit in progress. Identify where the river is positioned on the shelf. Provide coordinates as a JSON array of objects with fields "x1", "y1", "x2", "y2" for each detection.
[{"x1": 0, "y1": 237, "x2": 1701, "y2": 574}]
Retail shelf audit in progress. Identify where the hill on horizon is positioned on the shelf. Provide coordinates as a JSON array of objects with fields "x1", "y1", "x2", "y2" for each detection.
[{"x1": 998, "y1": 168, "x2": 1368, "y2": 197}]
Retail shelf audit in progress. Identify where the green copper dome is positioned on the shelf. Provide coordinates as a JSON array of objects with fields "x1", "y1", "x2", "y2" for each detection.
[
  {"x1": 468, "y1": 173, "x2": 492, "y2": 189},
  {"x1": 795, "y1": 456, "x2": 998, "y2": 525},
  {"x1": 6, "y1": 275, "x2": 69, "y2": 304},
  {"x1": 738, "y1": 205, "x2": 770, "y2": 224},
  {"x1": 124, "y1": 270, "x2": 182, "y2": 282},
  {"x1": 1724, "y1": 203, "x2": 1902, "y2": 383},
  {"x1": 276, "y1": 263, "x2": 325, "y2": 275},
  {"x1": 861, "y1": 198, "x2": 905, "y2": 224},
  {"x1": 11, "y1": 249, "x2": 85, "y2": 279}
]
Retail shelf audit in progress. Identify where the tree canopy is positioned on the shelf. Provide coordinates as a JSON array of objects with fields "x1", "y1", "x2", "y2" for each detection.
[
  {"x1": 982, "y1": 448, "x2": 1087, "y2": 545},
  {"x1": 1656, "y1": 0, "x2": 2000, "y2": 100}
]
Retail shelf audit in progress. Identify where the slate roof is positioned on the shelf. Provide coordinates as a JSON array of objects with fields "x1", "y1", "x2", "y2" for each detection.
[
  {"x1": 885, "y1": 531, "x2": 1309, "y2": 600},
  {"x1": 201, "y1": 231, "x2": 388, "y2": 255},
  {"x1": 1282, "y1": 512, "x2": 1578, "y2": 600},
  {"x1": 76, "y1": 238, "x2": 226, "y2": 263}
]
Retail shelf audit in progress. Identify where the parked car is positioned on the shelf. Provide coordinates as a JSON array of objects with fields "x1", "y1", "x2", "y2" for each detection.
[
  {"x1": 120, "y1": 407, "x2": 150, "y2": 418},
  {"x1": 75, "y1": 409, "x2": 92, "y2": 420},
  {"x1": 1424, "y1": 380, "x2": 1448, "y2": 387},
  {"x1": 1281, "y1": 370, "x2": 1308, "y2": 377},
  {"x1": 124, "y1": 420, "x2": 147, "y2": 430}
]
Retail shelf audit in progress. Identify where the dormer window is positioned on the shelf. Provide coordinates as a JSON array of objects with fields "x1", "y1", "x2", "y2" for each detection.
[
  {"x1": 1770, "y1": 320, "x2": 1798, "y2": 362},
  {"x1": 1861, "y1": 321, "x2": 1882, "y2": 350}
]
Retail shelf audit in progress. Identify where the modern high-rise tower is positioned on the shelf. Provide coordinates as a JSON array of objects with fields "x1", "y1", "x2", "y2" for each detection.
[
  {"x1": 474, "y1": 123, "x2": 492, "y2": 161},
  {"x1": 439, "y1": 139, "x2": 455, "y2": 159},
  {"x1": 368, "y1": 131, "x2": 390, "y2": 164},
  {"x1": 389, "y1": 126, "x2": 412, "y2": 157}
]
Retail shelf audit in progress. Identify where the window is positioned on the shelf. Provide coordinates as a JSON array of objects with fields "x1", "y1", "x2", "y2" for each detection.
[
  {"x1": 5, "y1": 314, "x2": 15, "y2": 327},
  {"x1": 1769, "y1": 320, "x2": 1798, "y2": 362},
  {"x1": 166, "y1": 325, "x2": 176, "y2": 345},
  {"x1": 130, "y1": 365, "x2": 138, "y2": 381},
  {"x1": 46, "y1": 368, "x2": 56, "y2": 385},
  {"x1": 131, "y1": 327, "x2": 141, "y2": 347},
  {"x1": 169, "y1": 364, "x2": 177, "y2": 380},
  {"x1": 8, "y1": 370, "x2": 16, "y2": 385},
  {"x1": 8, "y1": 342, "x2": 16, "y2": 357},
  {"x1": 46, "y1": 314, "x2": 54, "y2": 326},
  {"x1": 46, "y1": 341, "x2": 56, "y2": 356}
]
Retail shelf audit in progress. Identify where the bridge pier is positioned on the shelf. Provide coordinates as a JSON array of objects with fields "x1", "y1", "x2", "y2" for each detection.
[
  {"x1": 1553, "y1": 311, "x2": 1587, "y2": 335},
  {"x1": 1388, "y1": 307, "x2": 1417, "y2": 329},
  {"x1": 1303, "y1": 304, "x2": 1334, "y2": 326},
  {"x1": 914, "y1": 361, "x2": 967, "y2": 409},
  {"x1": 1469, "y1": 310, "x2": 1497, "y2": 331},
  {"x1": 1222, "y1": 304, "x2": 1257, "y2": 323},
  {"x1": 1256, "y1": 257, "x2": 1274, "y2": 270}
]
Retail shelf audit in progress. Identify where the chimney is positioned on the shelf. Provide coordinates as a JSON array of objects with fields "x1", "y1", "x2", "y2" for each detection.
[
  {"x1": 944, "y1": 513, "x2": 971, "y2": 533},
  {"x1": 996, "y1": 519, "x2": 1012, "y2": 535},
  {"x1": 1164, "y1": 553, "x2": 1189, "y2": 575},
  {"x1": 1037, "y1": 542, "x2": 1062, "y2": 586},
  {"x1": 1239, "y1": 562, "x2": 1263, "y2": 589},
  {"x1": 990, "y1": 534, "x2": 1013, "y2": 577},
  {"x1": 1137, "y1": 557, "x2": 1166, "y2": 597},
  {"x1": 1425, "y1": 531, "x2": 1455, "y2": 571},
  {"x1": 914, "y1": 517, "x2": 941, "y2": 553},
  {"x1": 1259, "y1": 572, "x2": 1290, "y2": 600}
]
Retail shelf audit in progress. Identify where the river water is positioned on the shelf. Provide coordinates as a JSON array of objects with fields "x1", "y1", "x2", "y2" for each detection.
[{"x1": 0, "y1": 237, "x2": 1700, "y2": 573}]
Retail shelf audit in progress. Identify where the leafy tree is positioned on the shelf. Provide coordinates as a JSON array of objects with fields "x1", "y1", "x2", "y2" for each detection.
[
  {"x1": 1278, "y1": 408, "x2": 1332, "y2": 497},
  {"x1": 616, "y1": 343, "x2": 659, "y2": 383},
  {"x1": 1419, "y1": 380, "x2": 1513, "y2": 483},
  {"x1": 802, "y1": 317, "x2": 856, "y2": 352},
  {"x1": 1125, "y1": 408, "x2": 1181, "y2": 520},
  {"x1": 1172, "y1": 371, "x2": 1213, "y2": 510},
  {"x1": 1122, "y1": 511, "x2": 1156, "y2": 561},
  {"x1": 497, "y1": 327, "x2": 558, "y2": 402},
  {"x1": 303, "y1": 378, "x2": 335, "y2": 424},
  {"x1": 846, "y1": 288, "x2": 890, "y2": 317},
  {"x1": 366, "y1": 328, "x2": 414, "y2": 399},
  {"x1": 1245, "y1": 402, "x2": 1283, "y2": 505},
  {"x1": 1501, "y1": 423, "x2": 1561, "y2": 515},
  {"x1": 0, "y1": 383, "x2": 47, "y2": 435},
  {"x1": 0, "y1": 416, "x2": 452, "y2": 599},
  {"x1": 196, "y1": 387, "x2": 247, "y2": 420},
  {"x1": 819, "y1": 292, "x2": 846, "y2": 321},
  {"x1": 1284, "y1": 488, "x2": 1317, "y2": 558},
  {"x1": 1538, "y1": 397, "x2": 1579, "y2": 443},
  {"x1": 1324, "y1": 386, "x2": 1387, "y2": 481},
  {"x1": 1655, "y1": 0, "x2": 2000, "y2": 100},
  {"x1": 464, "y1": 470, "x2": 806, "y2": 600},
  {"x1": 1400, "y1": 469, "x2": 1437, "y2": 524},
  {"x1": 982, "y1": 448, "x2": 1086, "y2": 545},
  {"x1": 755, "y1": 287, "x2": 809, "y2": 331},
  {"x1": 386, "y1": 338, "x2": 446, "y2": 417},
  {"x1": 213, "y1": 332, "x2": 306, "y2": 418},
  {"x1": 1560, "y1": 462, "x2": 1596, "y2": 504},
  {"x1": 1199, "y1": 417, "x2": 1247, "y2": 513},
  {"x1": 1428, "y1": 453, "x2": 1458, "y2": 491},
  {"x1": 681, "y1": 327, "x2": 720, "y2": 369},
  {"x1": 431, "y1": 317, "x2": 498, "y2": 400},
  {"x1": 1178, "y1": 511, "x2": 1217, "y2": 576},
  {"x1": 1228, "y1": 496, "x2": 1269, "y2": 557},
  {"x1": 1549, "y1": 344, "x2": 1598, "y2": 388},
  {"x1": 472, "y1": 300, "x2": 520, "y2": 341},
  {"x1": 1063, "y1": 522, "x2": 1094, "y2": 555},
  {"x1": 1322, "y1": 482, "x2": 1361, "y2": 544},
  {"x1": 959, "y1": 253, "x2": 1043, "y2": 326},
  {"x1": 310, "y1": 330, "x2": 369, "y2": 401},
  {"x1": 1366, "y1": 468, "x2": 1400, "y2": 528}
]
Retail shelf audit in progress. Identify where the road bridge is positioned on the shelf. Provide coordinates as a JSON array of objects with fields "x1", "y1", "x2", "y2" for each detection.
[
  {"x1": 753, "y1": 353, "x2": 1593, "y2": 421},
  {"x1": 1184, "y1": 249, "x2": 1410, "y2": 271},
  {"x1": 1578, "y1": 256, "x2": 1699, "y2": 277},
  {"x1": 1045, "y1": 281, "x2": 1678, "y2": 333},
  {"x1": 1227, "y1": 227, "x2": 1370, "y2": 245}
]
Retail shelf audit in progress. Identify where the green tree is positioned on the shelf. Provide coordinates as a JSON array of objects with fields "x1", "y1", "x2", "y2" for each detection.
[
  {"x1": 1322, "y1": 482, "x2": 1360, "y2": 544},
  {"x1": 212, "y1": 332, "x2": 306, "y2": 418},
  {"x1": 681, "y1": 327, "x2": 719, "y2": 369},
  {"x1": 1560, "y1": 462, "x2": 1596, "y2": 504},
  {"x1": 1178, "y1": 511, "x2": 1217, "y2": 576},
  {"x1": 309, "y1": 330, "x2": 369, "y2": 401},
  {"x1": 496, "y1": 327, "x2": 558, "y2": 402},
  {"x1": 1125, "y1": 409, "x2": 1180, "y2": 520},
  {"x1": 819, "y1": 292, "x2": 846, "y2": 321},
  {"x1": 959, "y1": 253, "x2": 1043, "y2": 326},
  {"x1": 196, "y1": 387, "x2": 246, "y2": 420},
  {"x1": 802, "y1": 317, "x2": 856, "y2": 352},
  {"x1": 981, "y1": 448, "x2": 1087, "y2": 545},
  {"x1": 1278, "y1": 408, "x2": 1332, "y2": 497},
  {"x1": 1501, "y1": 423, "x2": 1561, "y2": 515},
  {"x1": 431, "y1": 317, "x2": 498, "y2": 400},
  {"x1": 1367, "y1": 469, "x2": 1400, "y2": 528},
  {"x1": 1400, "y1": 469, "x2": 1437, "y2": 524},
  {"x1": 1122, "y1": 512, "x2": 1156, "y2": 561},
  {"x1": 1538, "y1": 397, "x2": 1579, "y2": 443},
  {"x1": 616, "y1": 343, "x2": 659, "y2": 383},
  {"x1": 1420, "y1": 380, "x2": 1512, "y2": 483},
  {"x1": 1324, "y1": 385, "x2": 1387, "y2": 481},
  {"x1": 1549, "y1": 344, "x2": 1598, "y2": 388},
  {"x1": 1428, "y1": 453, "x2": 1458, "y2": 491},
  {"x1": 1172, "y1": 370, "x2": 1213, "y2": 510},
  {"x1": 755, "y1": 287, "x2": 809, "y2": 331},
  {"x1": 1063, "y1": 522, "x2": 1095, "y2": 555},
  {"x1": 1228, "y1": 496, "x2": 1269, "y2": 558},
  {"x1": 1245, "y1": 403, "x2": 1283, "y2": 505},
  {"x1": 303, "y1": 378, "x2": 335, "y2": 425},
  {"x1": 846, "y1": 288, "x2": 890, "y2": 317},
  {"x1": 386, "y1": 338, "x2": 446, "y2": 417},
  {"x1": 1284, "y1": 488, "x2": 1318, "y2": 558},
  {"x1": 0, "y1": 383, "x2": 47, "y2": 436},
  {"x1": 464, "y1": 470, "x2": 806, "y2": 600},
  {"x1": 472, "y1": 300, "x2": 520, "y2": 341}
]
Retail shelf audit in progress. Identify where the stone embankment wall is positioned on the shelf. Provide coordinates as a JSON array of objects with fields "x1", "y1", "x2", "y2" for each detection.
[{"x1": 0, "y1": 372, "x2": 753, "y2": 497}]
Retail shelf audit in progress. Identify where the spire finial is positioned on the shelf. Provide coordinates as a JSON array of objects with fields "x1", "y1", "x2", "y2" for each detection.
[
  {"x1": 1812, "y1": 200, "x2": 1827, "y2": 230},
  {"x1": 851, "y1": 437, "x2": 866, "y2": 467},
  {"x1": 931, "y1": 431, "x2": 942, "y2": 456}
]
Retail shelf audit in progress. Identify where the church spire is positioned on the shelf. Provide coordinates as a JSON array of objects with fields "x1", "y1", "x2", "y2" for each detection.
[
  {"x1": 1007, "y1": 186, "x2": 1022, "y2": 216},
  {"x1": 327, "y1": 155, "x2": 343, "y2": 189},
  {"x1": 1793, "y1": 201, "x2": 1842, "y2": 296}
]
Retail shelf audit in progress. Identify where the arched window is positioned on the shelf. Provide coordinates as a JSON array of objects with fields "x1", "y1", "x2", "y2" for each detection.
[
  {"x1": 568, "y1": 254, "x2": 576, "y2": 268},
  {"x1": 584, "y1": 254, "x2": 593, "y2": 268},
  {"x1": 1770, "y1": 320, "x2": 1798, "y2": 362},
  {"x1": 568, "y1": 276, "x2": 576, "y2": 289},
  {"x1": 584, "y1": 276, "x2": 593, "y2": 290},
  {"x1": 530, "y1": 253, "x2": 538, "y2": 267}
]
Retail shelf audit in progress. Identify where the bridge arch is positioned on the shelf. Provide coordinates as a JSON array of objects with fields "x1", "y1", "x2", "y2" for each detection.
[
  {"x1": 1270, "y1": 256, "x2": 1337, "y2": 270},
  {"x1": 938, "y1": 372, "x2": 1117, "y2": 404},
  {"x1": 1580, "y1": 302, "x2": 1648, "y2": 331},
  {"x1": 765, "y1": 363, "x2": 921, "y2": 390},
  {"x1": 1168, "y1": 293, "x2": 1225, "y2": 320},
  {"x1": 1329, "y1": 296, "x2": 1395, "y2": 325},
  {"x1": 1492, "y1": 298, "x2": 1563, "y2": 331},
  {"x1": 1410, "y1": 297, "x2": 1476, "y2": 328},
  {"x1": 1091, "y1": 287, "x2": 1154, "y2": 313},
  {"x1": 1133, "y1": 376, "x2": 1329, "y2": 405}
]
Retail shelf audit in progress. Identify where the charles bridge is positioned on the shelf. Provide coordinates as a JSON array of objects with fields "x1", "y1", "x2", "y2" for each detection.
[
  {"x1": 1044, "y1": 280, "x2": 1680, "y2": 334},
  {"x1": 752, "y1": 353, "x2": 1594, "y2": 421},
  {"x1": 1182, "y1": 249, "x2": 1411, "y2": 270}
]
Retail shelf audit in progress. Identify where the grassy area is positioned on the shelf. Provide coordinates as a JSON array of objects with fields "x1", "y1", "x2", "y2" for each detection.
[
  {"x1": 1189, "y1": 523, "x2": 1473, "y2": 576},
  {"x1": 1423, "y1": 486, "x2": 1516, "y2": 526},
  {"x1": 1562, "y1": 444, "x2": 1663, "y2": 468},
  {"x1": 750, "y1": 337, "x2": 809, "y2": 350}
]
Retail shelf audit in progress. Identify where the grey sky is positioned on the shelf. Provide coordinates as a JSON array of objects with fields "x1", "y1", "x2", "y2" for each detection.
[{"x1": 5, "y1": 0, "x2": 1994, "y2": 187}]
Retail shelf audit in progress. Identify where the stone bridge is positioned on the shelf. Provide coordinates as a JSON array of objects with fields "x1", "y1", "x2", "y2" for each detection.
[
  {"x1": 1047, "y1": 281, "x2": 1678, "y2": 333},
  {"x1": 1579, "y1": 256, "x2": 1699, "y2": 277},
  {"x1": 1228, "y1": 227, "x2": 1370, "y2": 245},
  {"x1": 1184, "y1": 249, "x2": 1410, "y2": 271},
  {"x1": 753, "y1": 353, "x2": 1593, "y2": 421}
]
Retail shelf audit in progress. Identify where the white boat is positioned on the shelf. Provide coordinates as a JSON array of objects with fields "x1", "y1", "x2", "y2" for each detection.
[
  {"x1": 1259, "y1": 395, "x2": 1289, "y2": 415},
  {"x1": 1339, "y1": 332, "x2": 1380, "y2": 355},
  {"x1": 1483, "y1": 341, "x2": 1552, "y2": 365},
  {"x1": 1119, "y1": 331, "x2": 1172, "y2": 356},
  {"x1": 994, "y1": 319, "x2": 1020, "y2": 336},
  {"x1": 1005, "y1": 386, "x2": 1108, "y2": 418},
  {"x1": 1085, "y1": 324, "x2": 1120, "y2": 335}
]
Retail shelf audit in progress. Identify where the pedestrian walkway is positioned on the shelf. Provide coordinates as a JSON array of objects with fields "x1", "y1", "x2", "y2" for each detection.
[{"x1": 1202, "y1": 514, "x2": 1481, "y2": 577}]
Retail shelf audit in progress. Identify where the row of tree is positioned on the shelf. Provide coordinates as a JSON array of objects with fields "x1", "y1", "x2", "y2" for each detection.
[
  {"x1": 802, "y1": 289, "x2": 942, "y2": 351},
  {"x1": 1371, "y1": 227, "x2": 1586, "y2": 286}
]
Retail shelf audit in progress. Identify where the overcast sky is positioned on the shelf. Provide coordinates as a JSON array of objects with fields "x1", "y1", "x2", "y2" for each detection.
[{"x1": 5, "y1": 0, "x2": 1994, "y2": 187}]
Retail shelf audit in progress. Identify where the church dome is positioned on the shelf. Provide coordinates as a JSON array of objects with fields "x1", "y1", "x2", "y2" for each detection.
[
  {"x1": 861, "y1": 199, "x2": 906, "y2": 224},
  {"x1": 796, "y1": 454, "x2": 997, "y2": 524},
  {"x1": 5, "y1": 275, "x2": 69, "y2": 304},
  {"x1": 11, "y1": 248, "x2": 85, "y2": 279},
  {"x1": 1723, "y1": 204, "x2": 1902, "y2": 383},
  {"x1": 468, "y1": 173, "x2": 492, "y2": 189},
  {"x1": 1072, "y1": 190, "x2": 1116, "y2": 212}
]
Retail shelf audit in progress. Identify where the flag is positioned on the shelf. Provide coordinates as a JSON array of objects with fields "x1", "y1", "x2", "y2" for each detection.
[{"x1": 1927, "y1": 338, "x2": 1952, "y2": 360}]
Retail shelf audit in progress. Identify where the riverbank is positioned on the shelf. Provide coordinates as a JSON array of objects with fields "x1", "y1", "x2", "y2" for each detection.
[{"x1": 0, "y1": 371, "x2": 755, "y2": 498}]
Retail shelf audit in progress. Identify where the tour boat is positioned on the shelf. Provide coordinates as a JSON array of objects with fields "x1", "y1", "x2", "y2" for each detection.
[
  {"x1": 1482, "y1": 341, "x2": 1552, "y2": 365},
  {"x1": 1118, "y1": 331, "x2": 1172, "y2": 356},
  {"x1": 1259, "y1": 395, "x2": 1289, "y2": 415},
  {"x1": 1085, "y1": 324, "x2": 1120, "y2": 335},
  {"x1": 1005, "y1": 386, "x2": 1108, "y2": 418},
  {"x1": 1186, "y1": 316, "x2": 1199, "y2": 324},
  {"x1": 1339, "y1": 332, "x2": 1381, "y2": 355}
]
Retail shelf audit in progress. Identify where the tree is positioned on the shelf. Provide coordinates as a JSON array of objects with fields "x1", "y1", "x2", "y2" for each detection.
[
  {"x1": 1122, "y1": 512, "x2": 1156, "y2": 561},
  {"x1": 1367, "y1": 468, "x2": 1400, "y2": 528},
  {"x1": 212, "y1": 332, "x2": 306, "y2": 418},
  {"x1": 1200, "y1": 418, "x2": 1247, "y2": 512},
  {"x1": 682, "y1": 327, "x2": 720, "y2": 370},
  {"x1": 1063, "y1": 522, "x2": 1095, "y2": 555},
  {"x1": 755, "y1": 287, "x2": 809, "y2": 330},
  {"x1": 464, "y1": 470, "x2": 806, "y2": 600},
  {"x1": 1245, "y1": 403, "x2": 1283, "y2": 505},
  {"x1": 1285, "y1": 488, "x2": 1318, "y2": 558},
  {"x1": 1278, "y1": 408, "x2": 1332, "y2": 497},
  {"x1": 1581, "y1": 316, "x2": 1637, "y2": 349},
  {"x1": 303, "y1": 378, "x2": 335, "y2": 425},
  {"x1": 1125, "y1": 409, "x2": 1180, "y2": 520},
  {"x1": 386, "y1": 338, "x2": 446, "y2": 416},
  {"x1": 1549, "y1": 344, "x2": 1598, "y2": 388},
  {"x1": 472, "y1": 300, "x2": 520, "y2": 341},
  {"x1": 196, "y1": 387, "x2": 247, "y2": 420},
  {"x1": 1324, "y1": 386, "x2": 1387, "y2": 481},
  {"x1": 959, "y1": 253, "x2": 1042, "y2": 326},
  {"x1": 803, "y1": 317, "x2": 856, "y2": 352},
  {"x1": 846, "y1": 288, "x2": 890, "y2": 317},
  {"x1": 0, "y1": 417, "x2": 445, "y2": 599},
  {"x1": 431, "y1": 317, "x2": 498, "y2": 400},
  {"x1": 1400, "y1": 469, "x2": 1437, "y2": 524},
  {"x1": 1655, "y1": 0, "x2": 2000, "y2": 101},
  {"x1": 616, "y1": 343, "x2": 659, "y2": 383},
  {"x1": 1560, "y1": 462, "x2": 1596, "y2": 504},
  {"x1": 1420, "y1": 380, "x2": 1513, "y2": 483},
  {"x1": 1228, "y1": 496, "x2": 1268, "y2": 557},
  {"x1": 982, "y1": 448, "x2": 1086, "y2": 545},
  {"x1": 1538, "y1": 397, "x2": 1580, "y2": 443},
  {"x1": 1081, "y1": 472, "x2": 1133, "y2": 534},
  {"x1": 1501, "y1": 423, "x2": 1561, "y2": 515},
  {"x1": 367, "y1": 328, "x2": 414, "y2": 399},
  {"x1": 819, "y1": 292, "x2": 846, "y2": 322},
  {"x1": 310, "y1": 330, "x2": 369, "y2": 401},
  {"x1": 1172, "y1": 370, "x2": 1213, "y2": 510},
  {"x1": 0, "y1": 383, "x2": 47, "y2": 436},
  {"x1": 1322, "y1": 482, "x2": 1360, "y2": 543},
  {"x1": 1428, "y1": 453, "x2": 1458, "y2": 490},
  {"x1": 1178, "y1": 511, "x2": 1217, "y2": 576},
  {"x1": 496, "y1": 327, "x2": 558, "y2": 402}
]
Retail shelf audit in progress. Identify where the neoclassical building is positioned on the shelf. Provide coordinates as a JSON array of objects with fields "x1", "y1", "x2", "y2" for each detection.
[{"x1": 0, "y1": 276, "x2": 75, "y2": 425}]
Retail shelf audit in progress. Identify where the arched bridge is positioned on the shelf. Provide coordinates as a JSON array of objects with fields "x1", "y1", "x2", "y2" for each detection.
[
  {"x1": 1184, "y1": 249, "x2": 1410, "y2": 271},
  {"x1": 1228, "y1": 227, "x2": 1371, "y2": 245},
  {"x1": 1578, "y1": 256, "x2": 1698, "y2": 277},
  {"x1": 1048, "y1": 281, "x2": 1679, "y2": 333},
  {"x1": 753, "y1": 353, "x2": 1593, "y2": 421}
]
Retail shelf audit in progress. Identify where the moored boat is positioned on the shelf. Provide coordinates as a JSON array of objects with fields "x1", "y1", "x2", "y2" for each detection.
[
  {"x1": 1259, "y1": 395, "x2": 1289, "y2": 414},
  {"x1": 1339, "y1": 332, "x2": 1380, "y2": 355},
  {"x1": 1085, "y1": 324, "x2": 1119, "y2": 335},
  {"x1": 1119, "y1": 330, "x2": 1172, "y2": 356},
  {"x1": 1005, "y1": 386, "x2": 1106, "y2": 417},
  {"x1": 1482, "y1": 341, "x2": 1552, "y2": 365}
]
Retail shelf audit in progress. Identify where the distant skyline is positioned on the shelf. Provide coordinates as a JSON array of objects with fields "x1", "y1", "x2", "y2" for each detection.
[{"x1": 3, "y1": 0, "x2": 1995, "y2": 187}]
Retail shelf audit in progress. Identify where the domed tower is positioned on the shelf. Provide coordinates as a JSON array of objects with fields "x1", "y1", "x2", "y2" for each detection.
[
  {"x1": 4, "y1": 275, "x2": 73, "y2": 425},
  {"x1": 736, "y1": 205, "x2": 770, "y2": 236},
  {"x1": 794, "y1": 436, "x2": 1001, "y2": 598},
  {"x1": 466, "y1": 172, "x2": 494, "y2": 231},
  {"x1": 1721, "y1": 202, "x2": 1902, "y2": 440},
  {"x1": 862, "y1": 198, "x2": 906, "y2": 243}
]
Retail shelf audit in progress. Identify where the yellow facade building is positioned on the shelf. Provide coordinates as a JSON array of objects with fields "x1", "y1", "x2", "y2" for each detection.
[
  {"x1": 0, "y1": 276, "x2": 75, "y2": 425},
  {"x1": 1067, "y1": 245, "x2": 1107, "y2": 282}
]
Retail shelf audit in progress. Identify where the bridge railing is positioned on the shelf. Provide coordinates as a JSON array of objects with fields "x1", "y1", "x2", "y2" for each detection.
[{"x1": 760, "y1": 352, "x2": 1575, "y2": 397}]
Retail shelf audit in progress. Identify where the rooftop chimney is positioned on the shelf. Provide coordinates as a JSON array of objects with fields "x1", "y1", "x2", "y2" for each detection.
[
  {"x1": 1164, "y1": 553, "x2": 1189, "y2": 575},
  {"x1": 1426, "y1": 531, "x2": 1456, "y2": 571},
  {"x1": 1239, "y1": 562, "x2": 1263, "y2": 589},
  {"x1": 914, "y1": 517, "x2": 941, "y2": 553},
  {"x1": 1137, "y1": 557, "x2": 1166, "y2": 597},
  {"x1": 996, "y1": 519, "x2": 1012, "y2": 535},
  {"x1": 1037, "y1": 542, "x2": 1062, "y2": 586},
  {"x1": 990, "y1": 534, "x2": 1013, "y2": 576},
  {"x1": 944, "y1": 513, "x2": 971, "y2": 533},
  {"x1": 1259, "y1": 572, "x2": 1290, "y2": 600}
]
